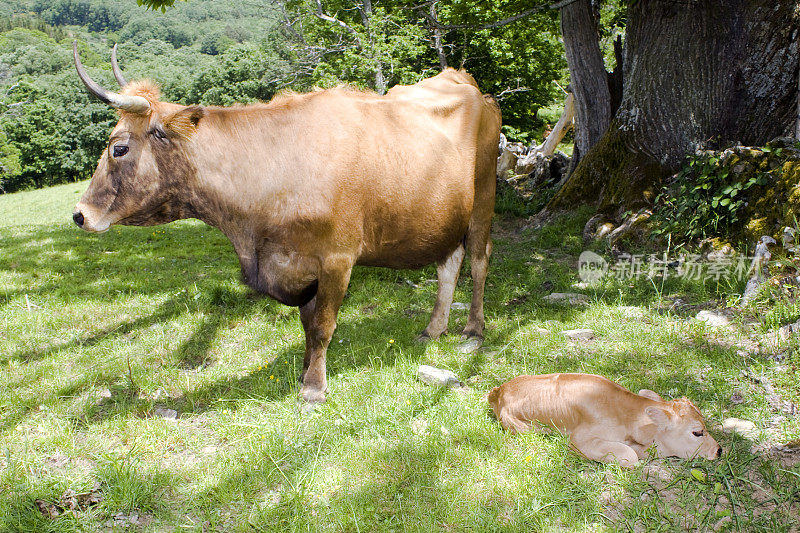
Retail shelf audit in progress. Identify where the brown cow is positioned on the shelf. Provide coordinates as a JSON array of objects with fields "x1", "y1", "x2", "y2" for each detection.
[{"x1": 71, "y1": 43, "x2": 500, "y2": 403}]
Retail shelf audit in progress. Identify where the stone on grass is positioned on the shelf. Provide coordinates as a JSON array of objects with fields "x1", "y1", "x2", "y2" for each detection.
[
  {"x1": 450, "y1": 302, "x2": 469, "y2": 310},
  {"x1": 722, "y1": 417, "x2": 759, "y2": 439},
  {"x1": 561, "y1": 328, "x2": 595, "y2": 341},
  {"x1": 417, "y1": 365, "x2": 462, "y2": 388},
  {"x1": 456, "y1": 337, "x2": 482, "y2": 354},
  {"x1": 411, "y1": 418, "x2": 429, "y2": 435},
  {"x1": 619, "y1": 306, "x2": 646, "y2": 319},
  {"x1": 153, "y1": 407, "x2": 178, "y2": 420},
  {"x1": 543, "y1": 292, "x2": 589, "y2": 305},
  {"x1": 695, "y1": 310, "x2": 731, "y2": 327}
]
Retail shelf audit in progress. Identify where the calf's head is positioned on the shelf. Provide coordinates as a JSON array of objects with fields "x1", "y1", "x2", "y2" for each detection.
[
  {"x1": 645, "y1": 397, "x2": 722, "y2": 460},
  {"x1": 72, "y1": 43, "x2": 205, "y2": 232}
]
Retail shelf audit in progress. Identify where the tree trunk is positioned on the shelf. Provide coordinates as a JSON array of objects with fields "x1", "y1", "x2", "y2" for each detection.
[
  {"x1": 548, "y1": 0, "x2": 800, "y2": 216},
  {"x1": 358, "y1": 0, "x2": 386, "y2": 95},
  {"x1": 429, "y1": 3, "x2": 448, "y2": 70},
  {"x1": 559, "y1": 0, "x2": 611, "y2": 172},
  {"x1": 539, "y1": 92, "x2": 574, "y2": 156}
]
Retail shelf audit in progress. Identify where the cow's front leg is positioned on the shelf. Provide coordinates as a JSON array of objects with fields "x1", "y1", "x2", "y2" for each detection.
[{"x1": 298, "y1": 254, "x2": 353, "y2": 403}]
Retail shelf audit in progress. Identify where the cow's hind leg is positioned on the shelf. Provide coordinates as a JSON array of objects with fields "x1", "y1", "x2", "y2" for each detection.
[
  {"x1": 419, "y1": 244, "x2": 466, "y2": 341},
  {"x1": 298, "y1": 254, "x2": 353, "y2": 403},
  {"x1": 462, "y1": 218, "x2": 492, "y2": 340},
  {"x1": 462, "y1": 141, "x2": 495, "y2": 340}
]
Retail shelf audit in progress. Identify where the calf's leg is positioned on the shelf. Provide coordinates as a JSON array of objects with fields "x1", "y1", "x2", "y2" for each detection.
[
  {"x1": 419, "y1": 244, "x2": 466, "y2": 340},
  {"x1": 298, "y1": 254, "x2": 353, "y2": 403}
]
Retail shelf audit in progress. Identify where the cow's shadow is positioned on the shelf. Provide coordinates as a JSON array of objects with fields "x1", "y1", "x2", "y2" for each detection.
[{"x1": 1, "y1": 218, "x2": 629, "y2": 429}]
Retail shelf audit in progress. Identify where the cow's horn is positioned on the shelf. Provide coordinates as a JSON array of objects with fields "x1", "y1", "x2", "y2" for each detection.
[
  {"x1": 110, "y1": 43, "x2": 128, "y2": 87},
  {"x1": 73, "y1": 41, "x2": 150, "y2": 114}
]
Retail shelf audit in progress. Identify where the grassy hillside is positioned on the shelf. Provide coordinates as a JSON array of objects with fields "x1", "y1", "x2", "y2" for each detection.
[{"x1": 1, "y1": 184, "x2": 798, "y2": 530}]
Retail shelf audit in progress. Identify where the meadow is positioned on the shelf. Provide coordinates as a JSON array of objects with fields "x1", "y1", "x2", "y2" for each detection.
[{"x1": 1, "y1": 181, "x2": 798, "y2": 531}]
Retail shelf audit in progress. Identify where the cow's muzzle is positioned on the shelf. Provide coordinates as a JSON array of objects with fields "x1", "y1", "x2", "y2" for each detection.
[{"x1": 72, "y1": 211, "x2": 85, "y2": 228}]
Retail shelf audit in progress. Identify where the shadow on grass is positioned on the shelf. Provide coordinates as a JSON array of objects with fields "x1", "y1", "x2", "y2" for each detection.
[{"x1": 1, "y1": 216, "x2": 740, "y2": 430}]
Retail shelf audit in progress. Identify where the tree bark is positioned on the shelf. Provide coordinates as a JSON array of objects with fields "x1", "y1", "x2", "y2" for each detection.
[
  {"x1": 429, "y1": 3, "x2": 448, "y2": 70},
  {"x1": 559, "y1": 0, "x2": 611, "y2": 172},
  {"x1": 358, "y1": 0, "x2": 386, "y2": 95},
  {"x1": 548, "y1": 0, "x2": 800, "y2": 216}
]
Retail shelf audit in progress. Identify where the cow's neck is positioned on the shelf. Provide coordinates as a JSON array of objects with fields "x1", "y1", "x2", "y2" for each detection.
[{"x1": 630, "y1": 405, "x2": 659, "y2": 446}]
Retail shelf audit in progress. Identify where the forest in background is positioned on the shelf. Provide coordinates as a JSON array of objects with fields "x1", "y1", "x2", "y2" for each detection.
[{"x1": 0, "y1": 0, "x2": 629, "y2": 193}]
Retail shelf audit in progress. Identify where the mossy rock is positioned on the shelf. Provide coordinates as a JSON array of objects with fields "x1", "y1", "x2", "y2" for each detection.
[{"x1": 740, "y1": 159, "x2": 800, "y2": 241}]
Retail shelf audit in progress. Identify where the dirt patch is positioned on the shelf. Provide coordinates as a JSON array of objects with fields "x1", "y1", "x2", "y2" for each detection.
[{"x1": 35, "y1": 484, "x2": 103, "y2": 519}]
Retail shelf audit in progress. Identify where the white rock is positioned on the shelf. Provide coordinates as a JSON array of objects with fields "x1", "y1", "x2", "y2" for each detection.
[
  {"x1": 619, "y1": 306, "x2": 646, "y2": 319},
  {"x1": 543, "y1": 292, "x2": 589, "y2": 305},
  {"x1": 562, "y1": 328, "x2": 595, "y2": 341},
  {"x1": 722, "y1": 417, "x2": 759, "y2": 439},
  {"x1": 695, "y1": 310, "x2": 731, "y2": 327},
  {"x1": 456, "y1": 337, "x2": 482, "y2": 354},
  {"x1": 411, "y1": 418, "x2": 428, "y2": 435},
  {"x1": 153, "y1": 407, "x2": 178, "y2": 420},
  {"x1": 417, "y1": 365, "x2": 462, "y2": 388},
  {"x1": 450, "y1": 302, "x2": 469, "y2": 310}
]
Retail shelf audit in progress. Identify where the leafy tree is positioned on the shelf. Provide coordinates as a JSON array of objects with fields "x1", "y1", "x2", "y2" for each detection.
[
  {"x1": 199, "y1": 31, "x2": 235, "y2": 55},
  {"x1": 0, "y1": 128, "x2": 22, "y2": 192},
  {"x1": 189, "y1": 41, "x2": 295, "y2": 104}
]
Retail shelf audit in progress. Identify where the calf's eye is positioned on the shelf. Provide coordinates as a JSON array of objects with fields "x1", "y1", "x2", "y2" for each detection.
[
  {"x1": 113, "y1": 145, "x2": 129, "y2": 158},
  {"x1": 692, "y1": 430, "x2": 704, "y2": 437}
]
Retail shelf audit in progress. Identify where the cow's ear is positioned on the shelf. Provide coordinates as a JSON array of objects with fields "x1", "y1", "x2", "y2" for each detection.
[
  {"x1": 164, "y1": 106, "x2": 205, "y2": 139},
  {"x1": 638, "y1": 389, "x2": 663, "y2": 402},
  {"x1": 645, "y1": 406, "x2": 671, "y2": 429}
]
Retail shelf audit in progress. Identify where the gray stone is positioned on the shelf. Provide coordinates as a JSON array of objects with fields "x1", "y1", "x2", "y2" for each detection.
[
  {"x1": 561, "y1": 328, "x2": 595, "y2": 341},
  {"x1": 543, "y1": 292, "x2": 589, "y2": 305},
  {"x1": 695, "y1": 310, "x2": 730, "y2": 327},
  {"x1": 153, "y1": 407, "x2": 178, "y2": 420},
  {"x1": 619, "y1": 306, "x2": 646, "y2": 319},
  {"x1": 450, "y1": 302, "x2": 469, "y2": 310},
  {"x1": 456, "y1": 337, "x2": 482, "y2": 354},
  {"x1": 722, "y1": 417, "x2": 759, "y2": 439},
  {"x1": 417, "y1": 365, "x2": 462, "y2": 388}
]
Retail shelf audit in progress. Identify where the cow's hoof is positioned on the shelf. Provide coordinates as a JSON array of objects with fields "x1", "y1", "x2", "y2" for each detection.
[
  {"x1": 300, "y1": 386, "x2": 327, "y2": 404},
  {"x1": 456, "y1": 336, "x2": 483, "y2": 354}
]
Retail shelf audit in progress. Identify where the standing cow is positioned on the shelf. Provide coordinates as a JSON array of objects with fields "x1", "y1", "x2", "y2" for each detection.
[{"x1": 72, "y1": 43, "x2": 500, "y2": 403}]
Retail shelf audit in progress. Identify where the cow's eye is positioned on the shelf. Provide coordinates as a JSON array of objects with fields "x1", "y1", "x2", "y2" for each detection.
[
  {"x1": 113, "y1": 145, "x2": 129, "y2": 158},
  {"x1": 692, "y1": 430, "x2": 704, "y2": 437}
]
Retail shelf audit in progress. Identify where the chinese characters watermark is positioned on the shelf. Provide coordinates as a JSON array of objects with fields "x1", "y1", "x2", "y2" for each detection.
[{"x1": 578, "y1": 250, "x2": 762, "y2": 284}]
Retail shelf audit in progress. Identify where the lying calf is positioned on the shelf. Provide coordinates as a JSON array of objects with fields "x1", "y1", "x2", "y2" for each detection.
[{"x1": 488, "y1": 373, "x2": 722, "y2": 467}]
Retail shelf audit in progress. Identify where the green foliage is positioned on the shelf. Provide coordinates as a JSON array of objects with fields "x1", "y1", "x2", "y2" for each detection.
[
  {"x1": 189, "y1": 41, "x2": 295, "y2": 105},
  {"x1": 0, "y1": 13, "x2": 67, "y2": 41},
  {"x1": 199, "y1": 30, "x2": 234, "y2": 55},
  {"x1": 35, "y1": 0, "x2": 128, "y2": 33},
  {"x1": 653, "y1": 151, "x2": 769, "y2": 243},
  {"x1": 0, "y1": 0, "x2": 573, "y2": 192}
]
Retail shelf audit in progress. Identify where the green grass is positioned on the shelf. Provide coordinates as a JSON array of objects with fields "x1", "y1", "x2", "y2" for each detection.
[{"x1": 1, "y1": 181, "x2": 798, "y2": 531}]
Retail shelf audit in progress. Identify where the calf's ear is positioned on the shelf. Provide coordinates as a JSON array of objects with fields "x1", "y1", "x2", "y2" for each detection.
[
  {"x1": 644, "y1": 406, "x2": 671, "y2": 429},
  {"x1": 164, "y1": 106, "x2": 206, "y2": 139},
  {"x1": 638, "y1": 389, "x2": 663, "y2": 401}
]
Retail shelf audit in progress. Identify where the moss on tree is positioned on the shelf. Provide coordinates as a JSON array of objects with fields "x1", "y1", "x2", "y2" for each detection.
[{"x1": 546, "y1": 119, "x2": 666, "y2": 216}]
